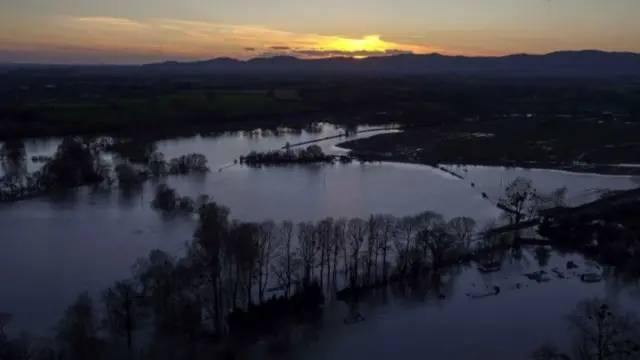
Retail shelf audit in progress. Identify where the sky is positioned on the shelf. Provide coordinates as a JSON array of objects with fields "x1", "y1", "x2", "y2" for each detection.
[{"x1": 1, "y1": 0, "x2": 639, "y2": 64}]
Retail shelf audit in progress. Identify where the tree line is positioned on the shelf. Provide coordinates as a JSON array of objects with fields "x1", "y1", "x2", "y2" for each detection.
[{"x1": 0, "y1": 192, "x2": 486, "y2": 360}]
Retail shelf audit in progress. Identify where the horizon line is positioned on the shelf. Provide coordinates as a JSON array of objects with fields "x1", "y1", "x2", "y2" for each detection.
[{"x1": 1, "y1": 49, "x2": 638, "y2": 67}]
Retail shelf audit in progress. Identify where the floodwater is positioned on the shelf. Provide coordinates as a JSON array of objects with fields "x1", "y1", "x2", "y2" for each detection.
[
  {"x1": 282, "y1": 250, "x2": 640, "y2": 360},
  {"x1": 0, "y1": 124, "x2": 639, "y2": 359}
]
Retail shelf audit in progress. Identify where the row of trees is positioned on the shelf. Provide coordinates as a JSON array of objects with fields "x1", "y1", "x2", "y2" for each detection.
[{"x1": 1, "y1": 193, "x2": 484, "y2": 359}]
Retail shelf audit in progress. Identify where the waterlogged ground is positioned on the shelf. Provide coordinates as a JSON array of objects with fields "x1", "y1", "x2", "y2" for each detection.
[{"x1": 0, "y1": 124, "x2": 639, "y2": 359}]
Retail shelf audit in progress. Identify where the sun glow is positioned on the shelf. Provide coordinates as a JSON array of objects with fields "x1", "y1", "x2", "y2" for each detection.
[
  {"x1": 1, "y1": 16, "x2": 448, "y2": 63},
  {"x1": 324, "y1": 35, "x2": 390, "y2": 53}
]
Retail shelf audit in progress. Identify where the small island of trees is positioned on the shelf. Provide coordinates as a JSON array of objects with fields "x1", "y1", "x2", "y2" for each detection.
[{"x1": 239, "y1": 144, "x2": 341, "y2": 166}]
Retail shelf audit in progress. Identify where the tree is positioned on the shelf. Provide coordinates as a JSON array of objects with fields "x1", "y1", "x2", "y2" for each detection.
[
  {"x1": 40, "y1": 138, "x2": 102, "y2": 190},
  {"x1": 316, "y1": 218, "x2": 334, "y2": 290},
  {"x1": 272, "y1": 221, "x2": 296, "y2": 299},
  {"x1": 132, "y1": 250, "x2": 178, "y2": 333},
  {"x1": 532, "y1": 298, "x2": 640, "y2": 360},
  {"x1": 305, "y1": 145, "x2": 323, "y2": 158},
  {"x1": 447, "y1": 217, "x2": 477, "y2": 251},
  {"x1": 425, "y1": 223, "x2": 460, "y2": 271},
  {"x1": 297, "y1": 222, "x2": 317, "y2": 287},
  {"x1": 499, "y1": 177, "x2": 538, "y2": 228},
  {"x1": 376, "y1": 215, "x2": 396, "y2": 282},
  {"x1": 115, "y1": 163, "x2": 143, "y2": 190},
  {"x1": 228, "y1": 221, "x2": 259, "y2": 308},
  {"x1": 0, "y1": 140, "x2": 26, "y2": 178},
  {"x1": 346, "y1": 218, "x2": 367, "y2": 288},
  {"x1": 394, "y1": 215, "x2": 419, "y2": 277},
  {"x1": 56, "y1": 292, "x2": 102, "y2": 360},
  {"x1": 332, "y1": 218, "x2": 347, "y2": 289},
  {"x1": 499, "y1": 178, "x2": 568, "y2": 235},
  {"x1": 102, "y1": 281, "x2": 144, "y2": 351},
  {"x1": 414, "y1": 211, "x2": 446, "y2": 265},
  {"x1": 172, "y1": 257, "x2": 206, "y2": 359},
  {"x1": 191, "y1": 201, "x2": 230, "y2": 332},
  {"x1": 151, "y1": 184, "x2": 178, "y2": 212},
  {"x1": 365, "y1": 215, "x2": 381, "y2": 285},
  {"x1": 568, "y1": 299, "x2": 640, "y2": 360},
  {"x1": 256, "y1": 221, "x2": 276, "y2": 303}
]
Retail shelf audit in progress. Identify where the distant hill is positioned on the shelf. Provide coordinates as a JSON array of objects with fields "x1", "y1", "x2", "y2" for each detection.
[{"x1": 139, "y1": 50, "x2": 640, "y2": 77}]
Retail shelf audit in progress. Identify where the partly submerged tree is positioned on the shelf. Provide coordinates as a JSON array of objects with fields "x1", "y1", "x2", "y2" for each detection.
[
  {"x1": 499, "y1": 177, "x2": 538, "y2": 227},
  {"x1": 499, "y1": 177, "x2": 567, "y2": 235}
]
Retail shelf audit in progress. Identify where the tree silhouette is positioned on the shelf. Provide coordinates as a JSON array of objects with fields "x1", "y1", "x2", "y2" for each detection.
[
  {"x1": 56, "y1": 292, "x2": 102, "y2": 360},
  {"x1": 532, "y1": 298, "x2": 640, "y2": 360},
  {"x1": 102, "y1": 281, "x2": 144, "y2": 351}
]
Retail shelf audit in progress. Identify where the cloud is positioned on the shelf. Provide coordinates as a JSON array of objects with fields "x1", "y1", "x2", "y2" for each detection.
[
  {"x1": 3, "y1": 16, "x2": 451, "y2": 63},
  {"x1": 73, "y1": 16, "x2": 146, "y2": 29}
]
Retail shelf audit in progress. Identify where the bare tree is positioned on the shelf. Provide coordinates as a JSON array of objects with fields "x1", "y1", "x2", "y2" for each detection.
[
  {"x1": 256, "y1": 221, "x2": 276, "y2": 303},
  {"x1": 191, "y1": 201, "x2": 230, "y2": 331},
  {"x1": 426, "y1": 224, "x2": 461, "y2": 270},
  {"x1": 365, "y1": 215, "x2": 381, "y2": 285},
  {"x1": 376, "y1": 215, "x2": 396, "y2": 282},
  {"x1": 297, "y1": 222, "x2": 317, "y2": 287},
  {"x1": 532, "y1": 298, "x2": 640, "y2": 360},
  {"x1": 102, "y1": 281, "x2": 143, "y2": 351},
  {"x1": 447, "y1": 217, "x2": 477, "y2": 251},
  {"x1": 499, "y1": 178, "x2": 568, "y2": 234},
  {"x1": 569, "y1": 299, "x2": 640, "y2": 360},
  {"x1": 332, "y1": 218, "x2": 347, "y2": 290},
  {"x1": 499, "y1": 177, "x2": 538, "y2": 227},
  {"x1": 394, "y1": 215, "x2": 419, "y2": 277},
  {"x1": 415, "y1": 211, "x2": 445, "y2": 256},
  {"x1": 229, "y1": 222, "x2": 259, "y2": 308},
  {"x1": 272, "y1": 221, "x2": 296, "y2": 298},
  {"x1": 316, "y1": 218, "x2": 334, "y2": 290},
  {"x1": 346, "y1": 218, "x2": 367, "y2": 288}
]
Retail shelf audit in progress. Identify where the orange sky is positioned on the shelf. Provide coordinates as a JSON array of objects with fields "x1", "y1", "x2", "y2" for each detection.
[{"x1": 1, "y1": 0, "x2": 639, "y2": 63}]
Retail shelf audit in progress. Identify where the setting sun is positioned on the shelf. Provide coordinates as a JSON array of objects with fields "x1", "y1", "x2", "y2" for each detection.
[{"x1": 324, "y1": 35, "x2": 390, "y2": 53}]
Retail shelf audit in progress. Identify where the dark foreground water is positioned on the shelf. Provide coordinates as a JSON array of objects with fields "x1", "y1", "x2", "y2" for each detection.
[
  {"x1": 1, "y1": 124, "x2": 639, "y2": 359},
  {"x1": 279, "y1": 249, "x2": 640, "y2": 360}
]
